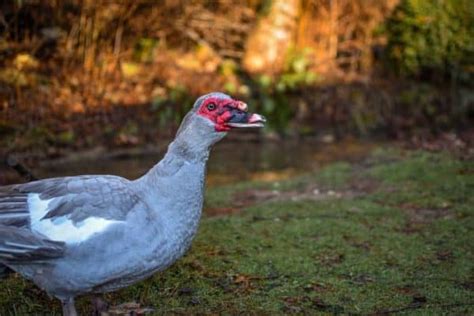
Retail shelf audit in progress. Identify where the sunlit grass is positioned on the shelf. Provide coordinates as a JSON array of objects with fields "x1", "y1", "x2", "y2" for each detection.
[{"x1": 1, "y1": 148, "x2": 473, "y2": 315}]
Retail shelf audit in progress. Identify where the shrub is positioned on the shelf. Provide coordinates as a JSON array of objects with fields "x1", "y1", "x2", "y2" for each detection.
[
  {"x1": 252, "y1": 48, "x2": 317, "y2": 133},
  {"x1": 386, "y1": 0, "x2": 474, "y2": 82}
]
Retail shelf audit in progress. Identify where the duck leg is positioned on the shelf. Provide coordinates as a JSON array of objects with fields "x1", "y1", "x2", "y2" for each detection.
[{"x1": 61, "y1": 297, "x2": 78, "y2": 316}]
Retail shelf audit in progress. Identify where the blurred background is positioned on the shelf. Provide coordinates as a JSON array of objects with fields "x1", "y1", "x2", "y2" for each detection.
[
  {"x1": 0, "y1": 0, "x2": 473, "y2": 183},
  {"x1": 1, "y1": 2, "x2": 474, "y2": 314}
]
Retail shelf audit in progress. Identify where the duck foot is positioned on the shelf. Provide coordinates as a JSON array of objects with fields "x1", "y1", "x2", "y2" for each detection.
[{"x1": 99, "y1": 302, "x2": 154, "y2": 316}]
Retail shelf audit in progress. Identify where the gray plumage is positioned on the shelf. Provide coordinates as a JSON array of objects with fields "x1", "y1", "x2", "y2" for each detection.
[
  {"x1": 0, "y1": 226, "x2": 64, "y2": 262},
  {"x1": 0, "y1": 189, "x2": 29, "y2": 227},
  {"x1": 0, "y1": 92, "x2": 265, "y2": 315}
]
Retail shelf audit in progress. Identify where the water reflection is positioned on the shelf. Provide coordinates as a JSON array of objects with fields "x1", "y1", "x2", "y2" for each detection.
[{"x1": 32, "y1": 139, "x2": 376, "y2": 186}]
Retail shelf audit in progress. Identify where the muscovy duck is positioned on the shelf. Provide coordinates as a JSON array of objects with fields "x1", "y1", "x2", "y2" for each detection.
[{"x1": 0, "y1": 92, "x2": 266, "y2": 316}]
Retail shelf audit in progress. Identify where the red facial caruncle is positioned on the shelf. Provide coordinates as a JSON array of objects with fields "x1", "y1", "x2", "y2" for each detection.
[{"x1": 197, "y1": 97, "x2": 249, "y2": 132}]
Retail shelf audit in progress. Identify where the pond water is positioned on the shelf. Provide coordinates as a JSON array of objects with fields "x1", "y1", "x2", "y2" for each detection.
[{"x1": 32, "y1": 139, "x2": 376, "y2": 186}]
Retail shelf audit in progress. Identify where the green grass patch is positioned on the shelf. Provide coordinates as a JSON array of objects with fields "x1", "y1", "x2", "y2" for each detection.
[{"x1": 1, "y1": 148, "x2": 473, "y2": 315}]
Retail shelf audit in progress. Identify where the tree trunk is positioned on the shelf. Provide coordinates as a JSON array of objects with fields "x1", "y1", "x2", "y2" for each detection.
[{"x1": 242, "y1": 0, "x2": 300, "y2": 76}]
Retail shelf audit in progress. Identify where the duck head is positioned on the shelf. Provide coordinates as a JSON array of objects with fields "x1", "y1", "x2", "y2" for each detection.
[
  {"x1": 194, "y1": 92, "x2": 266, "y2": 132},
  {"x1": 174, "y1": 92, "x2": 266, "y2": 153}
]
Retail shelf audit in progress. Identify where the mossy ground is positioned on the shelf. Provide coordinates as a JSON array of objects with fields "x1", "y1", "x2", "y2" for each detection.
[{"x1": 1, "y1": 147, "x2": 473, "y2": 315}]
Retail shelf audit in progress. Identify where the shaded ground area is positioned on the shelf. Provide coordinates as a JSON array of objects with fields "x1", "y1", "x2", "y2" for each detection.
[{"x1": 0, "y1": 148, "x2": 473, "y2": 315}]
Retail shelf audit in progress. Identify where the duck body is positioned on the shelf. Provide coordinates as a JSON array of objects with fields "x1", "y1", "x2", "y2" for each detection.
[
  {"x1": 15, "y1": 158, "x2": 206, "y2": 298},
  {"x1": 0, "y1": 92, "x2": 266, "y2": 315}
]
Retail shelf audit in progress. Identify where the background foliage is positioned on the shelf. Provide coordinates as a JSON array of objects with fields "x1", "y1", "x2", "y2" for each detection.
[
  {"x1": 0, "y1": 0, "x2": 472, "y2": 156},
  {"x1": 386, "y1": 0, "x2": 474, "y2": 82}
]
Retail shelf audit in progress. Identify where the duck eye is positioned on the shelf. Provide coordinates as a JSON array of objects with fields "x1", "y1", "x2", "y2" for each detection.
[{"x1": 207, "y1": 103, "x2": 216, "y2": 111}]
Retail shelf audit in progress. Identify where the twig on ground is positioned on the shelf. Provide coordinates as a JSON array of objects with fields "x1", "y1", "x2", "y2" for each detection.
[{"x1": 5, "y1": 155, "x2": 38, "y2": 182}]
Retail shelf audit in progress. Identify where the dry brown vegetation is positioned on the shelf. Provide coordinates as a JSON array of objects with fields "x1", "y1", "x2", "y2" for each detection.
[
  {"x1": 297, "y1": 0, "x2": 400, "y2": 79},
  {"x1": 0, "y1": 0, "x2": 472, "y2": 157}
]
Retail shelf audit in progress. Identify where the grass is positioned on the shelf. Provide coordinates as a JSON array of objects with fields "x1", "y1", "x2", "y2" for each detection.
[{"x1": 1, "y1": 147, "x2": 473, "y2": 315}]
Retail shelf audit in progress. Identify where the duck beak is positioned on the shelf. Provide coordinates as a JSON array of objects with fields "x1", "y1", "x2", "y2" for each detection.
[
  {"x1": 227, "y1": 113, "x2": 266, "y2": 128},
  {"x1": 225, "y1": 102, "x2": 266, "y2": 128}
]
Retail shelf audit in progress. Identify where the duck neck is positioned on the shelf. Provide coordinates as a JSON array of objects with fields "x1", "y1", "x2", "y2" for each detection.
[
  {"x1": 166, "y1": 134, "x2": 211, "y2": 163},
  {"x1": 167, "y1": 113, "x2": 225, "y2": 163},
  {"x1": 140, "y1": 114, "x2": 225, "y2": 190}
]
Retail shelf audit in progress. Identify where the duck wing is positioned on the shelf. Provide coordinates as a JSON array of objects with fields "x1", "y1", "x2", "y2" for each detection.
[{"x1": 0, "y1": 175, "x2": 145, "y2": 246}]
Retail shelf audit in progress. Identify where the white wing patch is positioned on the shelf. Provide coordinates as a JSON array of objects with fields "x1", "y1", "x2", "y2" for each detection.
[{"x1": 28, "y1": 194, "x2": 119, "y2": 244}]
